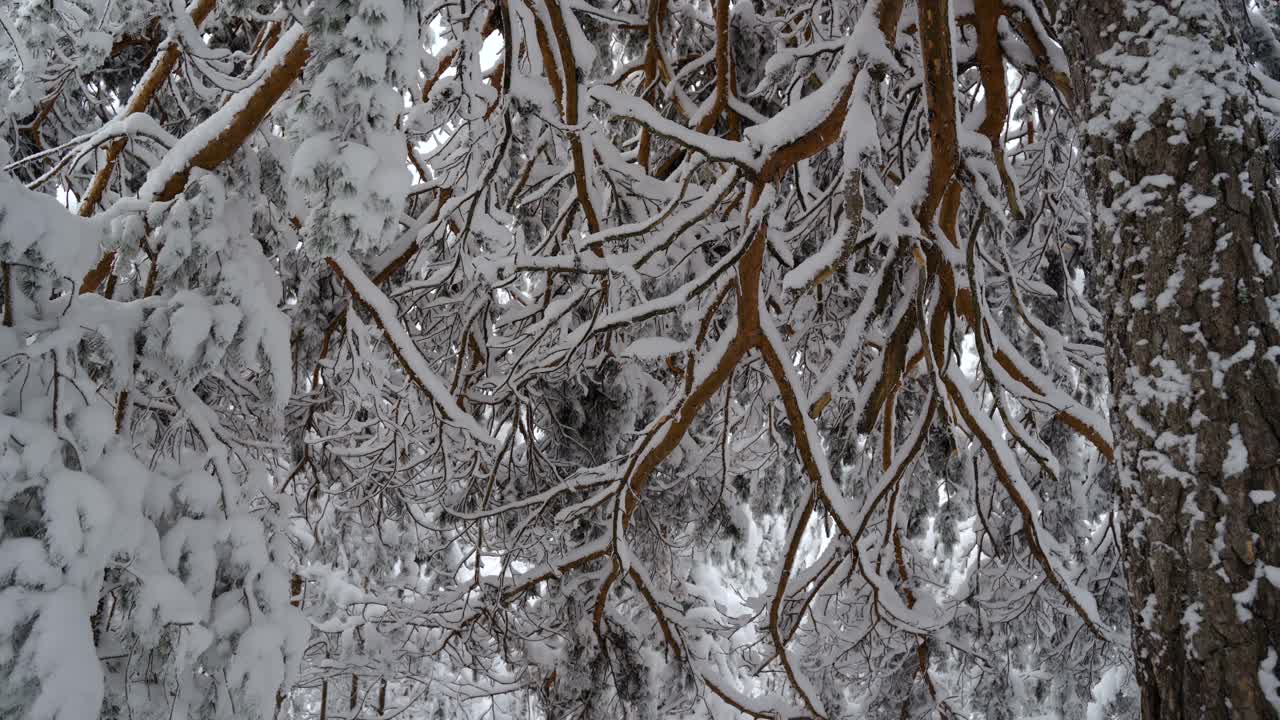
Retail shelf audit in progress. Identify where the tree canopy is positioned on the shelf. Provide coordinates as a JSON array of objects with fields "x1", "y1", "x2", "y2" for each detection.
[{"x1": 1, "y1": 0, "x2": 1277, "y2": 718}]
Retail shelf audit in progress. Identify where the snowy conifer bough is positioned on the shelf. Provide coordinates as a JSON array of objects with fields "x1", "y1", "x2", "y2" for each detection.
[{"x1": 0, "y1": 0, "x2": 1275, "y2": 717}]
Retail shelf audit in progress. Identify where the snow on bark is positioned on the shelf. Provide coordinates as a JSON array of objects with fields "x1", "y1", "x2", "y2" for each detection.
[{"x1": 1061, "y1": 0, "x2": 1280, "y2": 715}]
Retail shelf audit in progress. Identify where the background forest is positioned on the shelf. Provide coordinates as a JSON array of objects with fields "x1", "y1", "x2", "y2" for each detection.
[{"x1": 1, "y1": 0, "x2": 1278, "y2": 718}]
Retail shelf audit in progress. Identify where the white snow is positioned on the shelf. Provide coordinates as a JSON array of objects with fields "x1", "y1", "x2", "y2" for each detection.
[{"x1": 1223, "y1": 425, "x2": 1248, "y2": 478}]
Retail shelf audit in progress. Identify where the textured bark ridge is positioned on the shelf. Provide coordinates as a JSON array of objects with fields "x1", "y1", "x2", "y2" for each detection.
[{"x1": 1060, "y1": 1, "x2": 1280, "y2": 717}]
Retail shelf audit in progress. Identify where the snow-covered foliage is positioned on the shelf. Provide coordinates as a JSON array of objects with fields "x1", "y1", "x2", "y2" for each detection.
[
  {"x1": 2, "y1": 0, "x2": 1276, "y2": 717},
  {"x1": 0, "y1": 171, "x2": 306, "y2": 720}
]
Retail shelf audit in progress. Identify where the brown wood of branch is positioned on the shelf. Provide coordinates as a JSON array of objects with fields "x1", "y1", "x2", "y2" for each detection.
[
  {"x1": 977, "y1": 0, "x2": 1027, "y2": 219},
  {"x1": 539, "y1": 0, "x2": 602, "y2": 239},
  {"x1": 80, "y1": 23, "x2": 308, "y2": 295},
  {"x1": 76, "y1": 0, "x2": 218, "y2": 222}
]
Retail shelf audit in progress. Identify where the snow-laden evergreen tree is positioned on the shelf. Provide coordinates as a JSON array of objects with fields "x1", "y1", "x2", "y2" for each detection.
[
  {"x1": 4, "y1": 0, "x2": 1277, "y2": 718},
  {"x1": 2, "y1": 2, "x2": 308, "y2": 718}
]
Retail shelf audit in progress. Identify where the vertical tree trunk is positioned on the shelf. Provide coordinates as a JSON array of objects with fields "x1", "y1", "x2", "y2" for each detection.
[{"x1": 1058, "y1": 1, "x2": 1280, "y2": 717}]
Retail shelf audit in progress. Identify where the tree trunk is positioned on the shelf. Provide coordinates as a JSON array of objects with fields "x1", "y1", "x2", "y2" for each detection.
[{"x1": 1058, "y1": 1, "x2": 1280, "y2": 717}]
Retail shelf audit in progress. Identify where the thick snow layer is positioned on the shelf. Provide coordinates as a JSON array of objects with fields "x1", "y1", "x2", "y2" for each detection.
[{"x1": 0, "y1": 179, "x2": 103, "y2": 278}]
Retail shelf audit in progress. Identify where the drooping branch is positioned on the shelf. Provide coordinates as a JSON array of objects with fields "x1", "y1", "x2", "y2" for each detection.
[{"x1": 327, "y1": 251, "x2": 497, "y2": 447}]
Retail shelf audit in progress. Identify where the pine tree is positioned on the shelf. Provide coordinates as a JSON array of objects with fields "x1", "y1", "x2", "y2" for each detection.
[{"x1": 2, "y1": 0, "x2": 1274, "y2": 718}]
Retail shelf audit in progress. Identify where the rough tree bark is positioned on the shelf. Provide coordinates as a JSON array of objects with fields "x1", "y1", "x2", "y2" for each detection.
[{"x1": 1058, "y1": 0, "x2": 1280, "y2": 717}]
